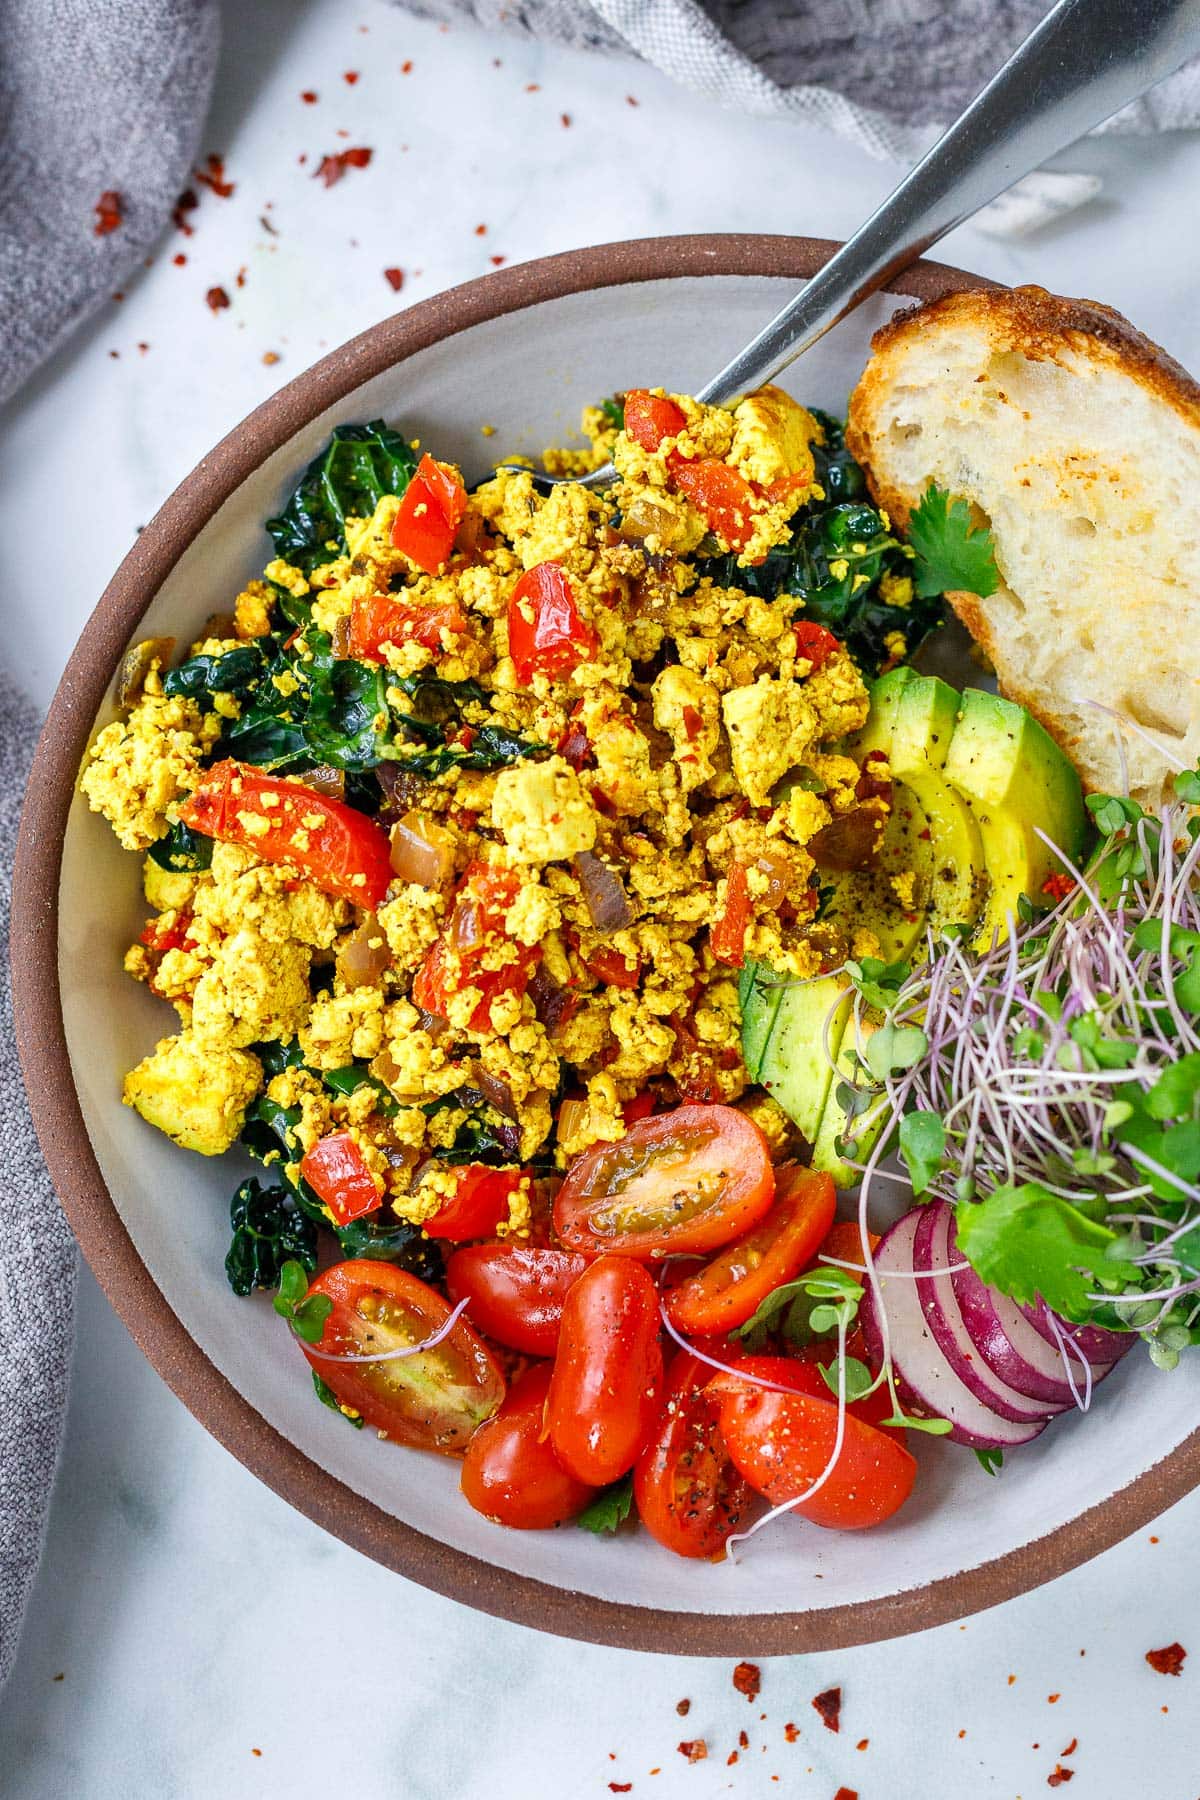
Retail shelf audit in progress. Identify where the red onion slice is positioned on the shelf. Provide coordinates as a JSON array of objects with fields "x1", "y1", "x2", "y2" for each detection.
[
  {"x1": 950, "y1": 1226, "x2": 1092, "y2": 1407},
  {"x1": 860, "y1": 1209, "x2": 1048, "y2": 1451},
  {"x1": 1021, "y1": 1299, "x2": 1132, "y2": 1370},
  {"x1": 915, "y1": 1203, "x2": 1068, "y2": 1424}
]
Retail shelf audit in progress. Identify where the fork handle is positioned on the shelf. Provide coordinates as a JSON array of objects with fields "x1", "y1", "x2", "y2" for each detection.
[{"x1": 696, "y1": 0, "x2": 1200, "y2": 407}]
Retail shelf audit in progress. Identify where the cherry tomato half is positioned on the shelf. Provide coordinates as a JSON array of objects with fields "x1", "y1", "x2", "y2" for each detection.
[
  {"x1": 722, "y1": 1350, "x2": 907, "y2": 1446},
  {"x1": 461, "y1": 1364, "x2": 594, "y2": 1529},
  {"x1": 546, "y1": 1256, "x2": 664, "y2": 1486},
  {"x1": 300, "y1": 1131, "x2": 382, "y2": 1227},
  {"x1": 709, "y1": 1367, "x2": 916, "y2": 1531},
  {"x1": 553, "y1": 1104, "x2": 775, "y2": 1262},
  {"x1": 664, "y1": 1167, "x2": 837, "y2": 1337},
  {"x1": 390, "y1": 453, "x2": 468, "y2": 574},
  {"x1": 445, "y1": 1242, "x2": 589, "y2": 1356},
  {"x1": 421, "y1": 1165, "x2": 529, "y2": 1243},
  {"x1": 298, "y1": 1261, "x2": 505, "y2": 1454},
  {"x1": 182, "y1": 761, "x2": 393, "y2": 907},
  {"x1": 506, "y1": 562, "x2": 598, "y2": 686},
  {"x1": 633, "y1": 1353, "x2": 754, "y2": 1559}
]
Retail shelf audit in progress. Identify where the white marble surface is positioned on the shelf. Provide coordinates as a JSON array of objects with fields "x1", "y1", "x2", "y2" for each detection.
[{"x1": 3, "y1": 2, "x2": 1200, "y2": 1794}]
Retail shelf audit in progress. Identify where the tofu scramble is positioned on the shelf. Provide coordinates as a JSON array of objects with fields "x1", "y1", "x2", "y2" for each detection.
[{"x1": 84, "y1": 386, "x2": 894, "y2": 1236}]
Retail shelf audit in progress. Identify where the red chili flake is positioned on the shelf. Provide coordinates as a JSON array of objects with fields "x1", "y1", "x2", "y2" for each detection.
[
  {"x1": 235, "y1": 266, "x2": 247, "y2": 289},
  {"x1": 206, "y1": 285, "x2": 231, "y2": 312},
  {"x1": 812, "y1": 1687, "x2": 842, "y2": 1733},
  {"x1": 609, "y1": 1786, "x2": 632, "y2": 1794},
  {"x1": 561, "y1": 112, "x2": 572, "y2": 126},
  {"x1": 1150, "y1": 1535, "x2": 1160, "y2": 1543},
  {"x1": 111, "y1": 291, "x2": 125, "y2": 303},
  {"x1": 383, "y1": 267, "x2": 405, "y2": 292},
  {"x1": 195, "y1": 153, "x2": 234, "y2": 199},
  {"x1": 314, "y1": 147, "x2": 373, "y2": 187},
  {"x1": 489, "y1": 255, "x2": 506, "y2": 267},
  {"x1": 675, "y1": 1699, "x2": 691, "y2": 1717},
  {"x1": 1008, "y1": 1675, "x2": 1017, "y2": 1686},
  {"x1": 298, "y1": 153, "x2": 307, "y2": 165},
  {"x1": 172, "y1": 188, "x2": 199, "y2": 234},
  {"x1": 301, "y1": 89, "x2": 318, "y2": 103},
  {"x1": 726, "y1": 1753, "x2": 738, "y2": 1767},
  {"x1": 856, "y1": 1738, "x2": 869, "y2": 1751},
  {"x1": 251, "y1": 1748, "x2": 262, "y2": 1758},
  {"x1": 738, "y1": 1731, "x2": 749, "y2": 1750},
  {"x1": 626, "y1": 94, "x2": 639, "y2": 105},
  {"x1": 1041, "y1": 872, "x2": 1075, "y2": 902},
  {"x1": 344, "y1": 70, "x2": 359, "y2": 83},
  {"x1": 1146, "y1": 1642, "x2": 1187, "y2": 1676},
  {"x1": 93, "y1": 190, "x2": 123, "y2": 236},
  {"x1": 958, "y1": 1728, "x2": 967, "y2": 1738},
  {"x1": 1047, "y1": 1767, "x2": 1074, "y2": 1787},
  {"x1": 783, "y1": 1724, "x2": 799, "y2": 1744},
  {"x1": 401, "y1": 58, "x2": 414, "y2": 72},
  {"x1": 172, "y1": 253, "x2": 187, "y2": 267},
  {"x1": 525, "y1": 82, "x2": 540, "y2": 91},
  {"x1": 834, "y1": 1789, "x2": 859, "y2": 1800},
  {"x1": 263, "y1": 352, "x2": 281, "y2": 366},
  {"x1": 733, "y1": 1662, "x2": 761, "y2": 1703},
  {"x1": 474, "y1": 223, "x2": 487, "y2": 236},
  {"x1": 108, "y1": 349, "x2": 119, "y2": 360},
  {"x1": 137, "y1": 342, "x2": 149, "y2": 354},
  {"x1": 1061, "y1": 1739, "x2": 1078, "y2": 1757},
  {"x1": 677, "y1": 1741, "x2": 707, "y2": 1763},
  {"x1": 1047, "y1": 1693, "x2": 1060, "y2": 1704}
]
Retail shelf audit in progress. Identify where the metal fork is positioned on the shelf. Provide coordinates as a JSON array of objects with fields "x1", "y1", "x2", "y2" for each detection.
[{"x1": 511, "y1": 0, "x2": 1200, "y2": 489}]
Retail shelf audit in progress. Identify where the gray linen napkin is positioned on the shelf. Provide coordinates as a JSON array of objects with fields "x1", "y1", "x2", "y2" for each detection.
[{"x1": 0, "y1": 675, "x2": 78, "y2": 1691}]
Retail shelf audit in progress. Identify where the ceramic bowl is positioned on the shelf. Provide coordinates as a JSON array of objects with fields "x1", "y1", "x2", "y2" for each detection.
[{"x1": 15, "y1": 236, "x2": 1200, "y2": 1654}]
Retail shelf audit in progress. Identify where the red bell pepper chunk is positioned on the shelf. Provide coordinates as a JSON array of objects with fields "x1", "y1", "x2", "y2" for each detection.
[
  {"x1": 623, "y1": 389, "x2": 687, "y2": 452},
  {"x1": 422, "y1": 1164, "x2": 530, "y2": 1242},
  {"x1": 347, "y1": 592, "x2": 467, "y2": 661},
  {"x1": 792, "y1": 620, "x2": 840, "y2": 671},
  {"x1": 584, "y1": 944, "x2": 641, "y2": 989},
  {"x1": 507, "y1": 562, "x2": 598, "y2": 686},
  {"x1": 670, "y1": 457, "x2": 759, "y2": 552},
  {"x1": 180, "y1": 761, "x2": 393, "y2": 908},
  {"x1": 710, "y1": 861, "x2": 751, "y2": 967},
  {"x1": 390, "y1": 453, "x2": 468, "y2": 574},
  {"x1": 412, "y1": 860, "x2": 540, "y2": 1031},
  {"x1": 300, "y1": 1132, "x2": 383, "y2": 1226}
]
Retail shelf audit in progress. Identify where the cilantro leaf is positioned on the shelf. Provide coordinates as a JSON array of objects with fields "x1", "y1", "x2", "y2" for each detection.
[
  {"x1": 954, "y1": 1183, "x2": 1139, "y2": 1323},
  {"x1": 899, "y1": 1111, "x2": 946, "y2": 1196},
  {"x1": 577, "y1": 1475, "x2": 635, "y2": 1534},
  {"x1": 973, "y1": 1446, "x2": 1004, "y2": 1476},
  {"x1": 906, "y1": 484, "x2": 1000, "y2": 600}
]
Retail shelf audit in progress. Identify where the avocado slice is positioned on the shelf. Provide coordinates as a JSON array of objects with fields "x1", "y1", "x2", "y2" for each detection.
[
  {"x1": 943, "y1": 688, "x2": 1087, "y2": 948},
  {"x1": 844, "y1": 664, "x2": 915, "y2": 762},
  {"x1": 756, "y1": 974, "x2": 854, "y2": 1146},
  {"x1": 889, "y1": 676, "x2": 988, "y2": 936},
  {"x1": 809, "y1": 1012, "x2": 888, "y2": 1190},
  {"x1": 738, "y1": 960, "x2": 783, "y2": 1083}
]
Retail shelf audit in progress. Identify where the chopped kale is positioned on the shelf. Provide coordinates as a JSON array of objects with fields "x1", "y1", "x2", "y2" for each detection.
[
  {"x1": 147, "y1": 818, "x2": 213, "y2": 874},
  {"x1": 265, "y1": 420, "x2": 418, "y2": 576},
  {"x1": 224, "y1": 1178, "x2": 317, "y2": 1296},
  {"x1": 219, "y1": 627, "x2": 390, "y2": 774},
  {"x1": 312, "y1": 1369, "x2": 364, "y2": 1427},
  {"x1": 163, "y1": 643, "x2": 268, "y2": 706},
  {"x1": 334, "y1": 1213, "x2": 446, "y2": 1283}
]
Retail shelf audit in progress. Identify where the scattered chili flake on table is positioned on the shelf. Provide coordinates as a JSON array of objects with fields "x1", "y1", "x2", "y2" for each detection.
[
  {"x1": 474, "y1": 223, "x2": 487, "y2": 236},
  {"x1": 402, "y1": 58, "x2": 414, "y2": 72},
  {"x1": 1146, "y1": 1643, "x2": 1187, "y2": 1676},
  {"x1": 833, "y1": 1788, "x2": 859, "y2": 1800},
  {"x1": 301, "y1": 89, "x2": 318, "y2": 103},
  {"x1": 525, "y1": 82, "x2": 540, "y2": 91},
  {"x1": 856, "y1": 1738, "x2": 869, "y2": 1751},
  {"x1": 93, "y1": 190, "x2": 123, "y2": 236},
  {"x1": 783, "y1": 1724, "x2": 799, "y2": 1744},
  {"x1": 259, "y1": 214, "x2": 278, "y2": 235},
  {"x1": 677, "y1": 1741, "x2": 707, "y2": 1763},
  {"x1": 1048, "y1": 1693, "x2": 1061, "y2": 1704},
  {"x1": 314, "y1": 147, "x2": 373, "y2": 187},
  {"x1": 1047, "y1": 1766, "x2": 1074, "y2": 1787},
  {"x1": 206, "y1": 285, "x2": 231, "y2": 313},
  {"x1": 137, "y1": 342, "x2": 149, "y2": 354},
  {"x1": 1061, "y1": 1739, "x2": 1078, "y2": 1757},
  {"x1": 626, "y1": 94, "x2": 639, "y2": 105},
  {"x1": 251, "y1": 1748, "x2": 262, "y2": 1759},
  {"x1": 561, "y1": 112, "x2": 572, "y2": 126},
  {"x1": 172, "y1": 253, "x2": 187, "y2": 266},
  {"x1": 1150, "y1": 1535, "x2": 1160, "y2": 1543},
  {"x1": 609, "y1": 1785, "x2": 632, "y2": 1794},
  {"x1": 196, "y1": 153, "x2": 234, "y2": 198},
  {"x1": 344, "y1": 70, "x2": 359, "y2": 83},
  {"x1": 732, "y1": 1662, "x2": 761, "y2": 1702},
  {"x1": 1008, "y1": 1675, "x2": 1017, "y2": 1686},
  {"x1": 675, "y1": 1700, "x2": 690, "y2": 1717},
  {"x1": 383, "y1": 267, "x2": 405, "y2": 291},
  {"x1": 172, "y1": 189, "x2": 199, "y2": 234},
  {"x1": 262, "y1": 351, "x2": 281, "y2": 365},
  {"x1": 812, "y1": 1687, "x2": 842, "y2": 1733},
  {"x1": 235, "y1": 267, "x2": 247, "y2": 289},
  {"x1": 489, "y1": 255, "x2": 506, "y2": 267},
  {"x1": 727, "y1": 1753, "x2": 738, "y2": 1767},
  {"x1": 738, "y1": 1731, "x2": 749, "y2": 1750}
]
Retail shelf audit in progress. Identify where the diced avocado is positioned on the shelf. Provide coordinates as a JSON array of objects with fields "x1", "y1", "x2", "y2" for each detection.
[
  {"x1": 738, "y1": 960, "x2": 783, "y2": 1083},
  {"x1": 124, "y1": 1031, "x2": 262, "y2": 1155},
  {"x1": 755, "y1": 975, "x2": 853, "y2": 1146},
  {"x1": 142, "y1": 855, "x2": 202, "y2": 913},
  {"x1": 944, "y1": 688, "x2": 1086, "y2": 947},
  {"x1": 889, "y1": 676, "x2": 987, "y2": 936}
]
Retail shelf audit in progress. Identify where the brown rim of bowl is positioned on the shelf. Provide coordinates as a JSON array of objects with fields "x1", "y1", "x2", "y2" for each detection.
[{"x1": 14, "y1": 232, "x2": 1192, "y2": 1656}]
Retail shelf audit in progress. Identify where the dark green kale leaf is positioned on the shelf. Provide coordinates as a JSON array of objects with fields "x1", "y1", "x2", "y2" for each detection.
[
  {"x1": 312, "y1": 1369, "x2": 364, "y2": 1427},
  {"x1": 219, "y1": 627, "x2": 390, "y2": 774},
  {"x1": 391, "y1": 671, "x2": 542, "y2": 775},
  {"x1": 254, "y1": 1038, "x2": 307, "y2": 1080},
  {"x1": 265, "y1": 421, "x2": 418, "y2": 576},
  {"x1": 163, "y1": 644, "x2": 269, "y2": 707},
  {"x1": 147, "y1": 819, "x2": 213, "y2": 873},
  {"x1": 599, "y1": 397, "x2": 625, "y2": 432},
  {"x1": 334, "y1": 1213, "x2": 446, "y2": 1283},
  {"x1": 322, "y1": 1063, "x2": 398, "y2": 1116},
  {"x1": 225, "y1": 1178, "x2": 318, "y2": 1296}
]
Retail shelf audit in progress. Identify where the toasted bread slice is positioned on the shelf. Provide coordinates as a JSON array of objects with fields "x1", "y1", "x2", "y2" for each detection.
[{"x1": 846, "y1": 285, "x2": 1200, "y2": 807}]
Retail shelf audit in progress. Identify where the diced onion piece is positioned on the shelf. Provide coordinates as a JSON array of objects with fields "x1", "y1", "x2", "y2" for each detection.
[
  {"x1": 389, "y1": 811, "x2": 456, "y2": 889},
  {"x1": 557, "y1": 1097, "x2": 589, "y2": 1146},
  {"x1": 573, "y1": 850, "x2": 632, "y2": 932},
  {"x1": 476, "y1": 1069, "x2": 519, "y2": 1120},
  {"x1": 618, "y1": 498, "x2": 676, "y2": 542},
  {"x1": 116, "y1": 637, "x2": 175, "y2": 712},
  {"x1": 336, "y1": 913, "x2": 391, "y2": 989},
  {"x1": 302, "y1": 764, "x2": 346, "y2": 800}
]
